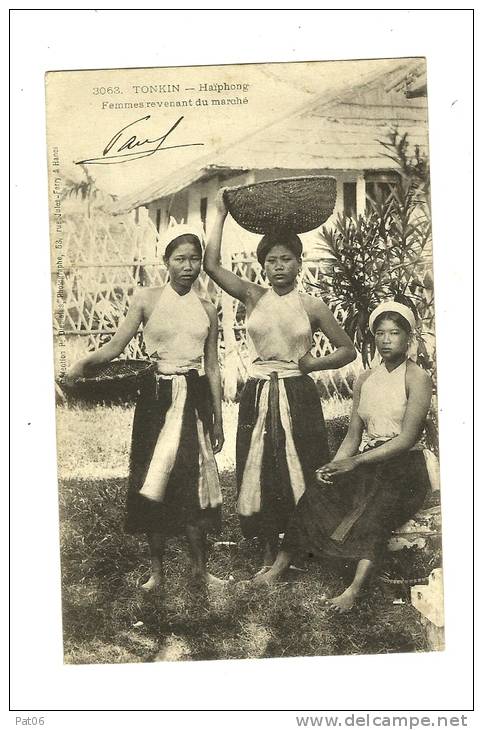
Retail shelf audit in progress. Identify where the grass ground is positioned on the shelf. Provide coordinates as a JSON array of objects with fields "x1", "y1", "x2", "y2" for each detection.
[{"x1": 56, "y1": 400, "x2": 437, "y2": 665}]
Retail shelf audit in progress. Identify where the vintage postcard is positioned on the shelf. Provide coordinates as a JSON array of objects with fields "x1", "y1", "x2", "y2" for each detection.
[{"x1": 45, "y1": 57, "x2": 443, "y2": 665}]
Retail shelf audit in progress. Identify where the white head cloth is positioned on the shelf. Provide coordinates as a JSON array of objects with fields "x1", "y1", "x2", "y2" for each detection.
[
  {"x1": 369, "y1": 301, "x2": 416, "y2": 334},
  {"x1": 161, "y1": 220, "x2": 205, "y2": 257}
]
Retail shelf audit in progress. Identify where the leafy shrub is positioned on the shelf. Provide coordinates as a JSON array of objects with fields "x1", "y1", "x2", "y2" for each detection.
[{"x1": 314, "y1": 130, "x2": 435, "y2": 374}]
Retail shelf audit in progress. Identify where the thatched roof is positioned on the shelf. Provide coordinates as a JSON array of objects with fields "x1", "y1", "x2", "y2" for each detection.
[{"x1": 113, "y1": 58, "x2": 427, "y2": 215}]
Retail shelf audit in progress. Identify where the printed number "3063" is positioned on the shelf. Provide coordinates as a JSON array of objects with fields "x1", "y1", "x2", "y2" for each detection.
[{"x1": 92, "y1": 87, "x2": 121, "y2": 95}]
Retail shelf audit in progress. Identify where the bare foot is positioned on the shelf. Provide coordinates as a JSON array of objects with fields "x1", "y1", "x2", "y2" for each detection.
[
  {"x1": 328, "y1": 587, "x2": 358, "y2": 613},
  {"x1": 254, "y1": 565, "x2": 271, "y2": 578},
  {"x1": 190, "y1": 572, "x2": 231, "y2": 590},
  {"x1": 252, "y1": 568, "x2": 282, "y2": 586},
  {"x1": 140, "y1": 573, "x2": 163, "y2": 593},
  {"x1": 206, "y1": 572, "x2": 232, "y2": 589}
]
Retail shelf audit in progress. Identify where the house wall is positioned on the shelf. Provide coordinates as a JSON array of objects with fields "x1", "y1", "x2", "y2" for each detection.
[
  {"x1": 147, "y1": 200, "x2": 168, "y2": 233},
  {"x1": 187, "y1": 170, "x2": 254, "y2": 232},
  {"x1": 147, "y1": 189, "x2": 189, "y2": 231}
]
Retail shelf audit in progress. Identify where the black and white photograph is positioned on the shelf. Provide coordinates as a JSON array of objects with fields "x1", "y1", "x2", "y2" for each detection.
[{"x1": 46, "y1": 56, "x2": 443, "y2": 665}]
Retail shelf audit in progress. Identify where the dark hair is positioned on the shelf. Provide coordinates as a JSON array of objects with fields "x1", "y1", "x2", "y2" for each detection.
[
  {"x1": 164, "y1": 233, "x2": 202, "y2": 261},
  {"x1": 256, "y1": 231, "x2": 303, "y2": 266},
  {"x1": 373, "y1": 311, "x2": 412, "y2": 335}
]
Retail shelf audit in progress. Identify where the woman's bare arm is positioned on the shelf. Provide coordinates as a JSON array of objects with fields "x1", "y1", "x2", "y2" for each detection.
[
  {"x1": 65, "y1": 288, "x2": 145, "y2": 381},
  {"x1": 333, "y1": 373, "x2": 367, "y2": 459},
  {"x1": 203, "y1": 302, "x2": 224, "y2": 453},
  {"x1": 353, "y1": 364, "x2": 432, "y2": 466},
  {"x1": 299, "y1": 298, "x2": 357, "y2": 373},
  {"x1": 204, "y1": 189, "x2": 262, "y2": 305},
  {"x1": 318, "y1": 363, "x2": 432, "y2": 480},
  {"x1": 316, "y1": 372, "x2": 366, "y2": 483}
]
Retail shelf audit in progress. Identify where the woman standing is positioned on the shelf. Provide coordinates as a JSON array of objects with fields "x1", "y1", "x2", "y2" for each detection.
[
  {"x1": 66, "y1": 227, "x2": 225, "y2": 592},
  {"x1": 254, "y1": 302, "x2": 434, "y2": 612},
  {"x1": 204, "y1": 190, "x2": 356, "y2": 572}
]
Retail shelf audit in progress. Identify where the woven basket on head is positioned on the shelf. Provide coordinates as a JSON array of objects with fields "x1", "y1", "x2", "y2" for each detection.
[{"x1": 223, "y1": 176, "x2": 337, "y2": 235}]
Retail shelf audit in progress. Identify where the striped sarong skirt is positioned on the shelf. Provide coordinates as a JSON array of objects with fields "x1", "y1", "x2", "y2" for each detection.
[
  {"x1": 125, "y1": 370, "x2": 222, "y2": 537},
  {"x1": 236, "y1": 373, "x2": 329, "y2": 540}
]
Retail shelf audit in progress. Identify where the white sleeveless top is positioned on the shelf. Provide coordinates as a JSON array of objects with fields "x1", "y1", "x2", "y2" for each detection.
[
  {"x1": 358, "y1": 360, "x2": 409, "y2": 446},
  {"x1": 247, "y1": 288, "x2": 312, "y2": 378},
  {"x1": 142, "y1": 284, "x2": 210, "y2": 373}
]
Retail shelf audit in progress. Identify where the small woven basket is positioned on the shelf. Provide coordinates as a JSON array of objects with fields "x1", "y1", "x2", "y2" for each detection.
[
  {"x1": 77, "y1": 359, "x2": 154, "y2": 384},
  {"x1": 59, "y1": 359, "x2": 155, "y2": 401},
  {"x1": 223, "y1": 176, "x2": 337, "y2": 235},
  {"x1": 379, "y1": 573, "x2": 430, "y2": 587}
]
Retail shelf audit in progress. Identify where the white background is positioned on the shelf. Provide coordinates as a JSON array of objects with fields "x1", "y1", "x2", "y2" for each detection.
[{"x1": 8, "y1": 7, "x2": 477, "y2": 728}]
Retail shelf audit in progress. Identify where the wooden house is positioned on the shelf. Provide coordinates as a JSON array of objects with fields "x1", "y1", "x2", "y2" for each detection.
[{"x1": 112, "y1": 58, "x2": 428, "y2": 256}]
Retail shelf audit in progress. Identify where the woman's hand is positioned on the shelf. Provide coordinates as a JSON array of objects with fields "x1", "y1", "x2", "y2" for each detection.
[
  {"x1": 211, "y1": 420, "x2": 225, "y2": 454},
  {"x1": 316, "y1": 457, "x2": 359, "y2": 484},
  {"x1": 215, "y1": 188, "x2": 228, "y2": 218},
  {"x1": 298, "y1": 352, "x2": 319, "y2": 374},
  {"x1": 63, "y1": 360, "x2": 86, "y2": 387}
]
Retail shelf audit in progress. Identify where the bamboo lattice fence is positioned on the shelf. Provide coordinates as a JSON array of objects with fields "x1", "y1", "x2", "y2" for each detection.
[{"x1": 52, "y1": 214, "x2": 361, "y2": 400}]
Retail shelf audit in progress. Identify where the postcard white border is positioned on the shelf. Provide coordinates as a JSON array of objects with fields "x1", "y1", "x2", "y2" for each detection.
[{"x1": 9, "y1": 7, "x2": 476, "y2": 725}]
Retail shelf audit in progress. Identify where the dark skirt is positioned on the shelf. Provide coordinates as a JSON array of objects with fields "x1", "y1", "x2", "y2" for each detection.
[
  {"x1": 282, "y1": 449, "x2": 431, "y2": 564},
  {"x1": 236, "y1": 374, "x2": 329, "y2": 540},
  {"x1": 125, "y1": 371, "x2": 221, "y2": 537}
]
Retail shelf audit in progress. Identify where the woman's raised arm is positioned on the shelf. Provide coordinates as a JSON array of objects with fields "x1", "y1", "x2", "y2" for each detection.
[{"x1": 204, "y1": 189, "x2": 259, "y2": 304}]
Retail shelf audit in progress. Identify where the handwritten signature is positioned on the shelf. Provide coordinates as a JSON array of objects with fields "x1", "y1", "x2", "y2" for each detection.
[{"x1": 75, "y1": 115, "x2": 203, "y2": 165}]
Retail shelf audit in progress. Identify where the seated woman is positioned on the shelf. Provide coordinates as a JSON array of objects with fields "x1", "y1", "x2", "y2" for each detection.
[
  {"x1": 204, "y1": 190, "x2": 356, "y2": 573},
  {"x1": 65, "y1": 226, "x2": 225, "y2": 593},
  {"x1": 253, "y1": 301, "x2": 433, "y2": 612}
]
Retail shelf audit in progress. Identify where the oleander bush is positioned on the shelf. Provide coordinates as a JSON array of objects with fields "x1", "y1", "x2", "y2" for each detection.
[{"x1": 314, "y1": 130, "x2": 435, "y2": 376}]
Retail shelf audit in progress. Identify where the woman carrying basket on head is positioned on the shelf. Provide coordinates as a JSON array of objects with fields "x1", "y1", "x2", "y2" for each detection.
[
  {"x1": 65, "y1": 226, "x2": 225, "y2": 592},
  {"x1": 253, "y1": 302, "x2": 435, "y2": 612},
  {"x1": 204, "y1": 189, "x2": 356, "y2": 574}
]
